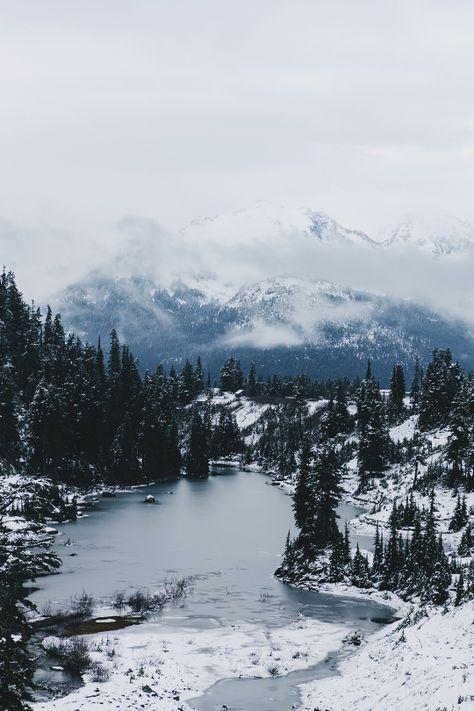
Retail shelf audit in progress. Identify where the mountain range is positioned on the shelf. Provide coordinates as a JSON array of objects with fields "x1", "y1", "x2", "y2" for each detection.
[{"x1": 54, "y1": 203, "x2": 474, "y2": 383}]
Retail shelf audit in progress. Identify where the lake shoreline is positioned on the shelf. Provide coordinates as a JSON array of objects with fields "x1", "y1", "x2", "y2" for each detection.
[{"x1": 30, "y1": 467, "x2": 396, "y2": 711}]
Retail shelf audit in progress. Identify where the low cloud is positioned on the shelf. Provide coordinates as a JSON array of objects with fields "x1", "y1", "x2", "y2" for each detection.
[
  {"x1": 5, "y1": 205, "x2": 474, "y2": 344},
  {"x1": 222, "y1": 320, "x2": 304, "y2": 349}
]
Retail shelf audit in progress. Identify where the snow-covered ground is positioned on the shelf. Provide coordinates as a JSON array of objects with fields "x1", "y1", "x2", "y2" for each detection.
[
  {"x1": 296, "y1": 414, "x2": 474, "y2": 711},
  {"x1": 15, "y1": 403, "x2": 474, "y2": 711},
  {"x1": 301, "y1": 601, "x2": 474, "y2": 711},
  {"x1": 33, "y1": 616, "x2": 348, "y2": 711}
]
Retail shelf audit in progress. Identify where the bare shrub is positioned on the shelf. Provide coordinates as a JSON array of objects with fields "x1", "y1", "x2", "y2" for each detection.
[
  {"x1": 89, "y1": 660, "x2": 110, "y2": 682},
  {"x1": 69, "y1": 591, "x2": 95, "y2": 619},
  {"x1": 267, "y1": 664, "x2": 280, "y2": 677},
  {"x1": 112, "y1": 590, "x2": 127, "y2": 610},
  {"x1": 44, "y1": 636, "x2": 91, "y2": 675}
]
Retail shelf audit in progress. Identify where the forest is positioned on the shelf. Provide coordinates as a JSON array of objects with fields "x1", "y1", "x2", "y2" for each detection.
[{"x1": 2, "y1": 269, "x2": 474, "y2": 708}]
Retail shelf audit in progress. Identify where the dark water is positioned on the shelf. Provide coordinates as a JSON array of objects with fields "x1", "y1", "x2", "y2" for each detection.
[{"x1": 31, "y1": 469, "x2": 393, "y2": 709}]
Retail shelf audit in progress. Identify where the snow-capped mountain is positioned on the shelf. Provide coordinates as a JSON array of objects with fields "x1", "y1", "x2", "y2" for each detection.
[
  {"x1": 56, "y1": 272, "x2": 474, "y2": 383},
  {"x1": 180, "y1": 202, "x2": 377, "y2": 248},
  {"x1": 379, "y1": 212, "x2": 474, "y2": 255},
  {"x1": 54, "y1": 203, "x2": 474, "y2": 382}
]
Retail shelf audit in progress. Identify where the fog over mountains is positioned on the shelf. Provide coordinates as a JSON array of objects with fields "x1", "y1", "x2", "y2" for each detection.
[{"x1": 40, "y1": 203, "x2": 474, "y2": 383}]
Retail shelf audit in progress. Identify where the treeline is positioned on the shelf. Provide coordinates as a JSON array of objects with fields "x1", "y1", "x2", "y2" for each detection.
[
  {"x1": 219, "y1": 355, "x2": 358, "y2": 400},
  {"x1": 0, "y1": 270, "x2": 366, "y2": 488},
  {"x1": 279, "y1": 486, "x2": 460, "y2": 605}
]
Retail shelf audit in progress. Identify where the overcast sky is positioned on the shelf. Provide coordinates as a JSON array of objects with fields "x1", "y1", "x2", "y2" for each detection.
[{"x1": 2, "y1": 1, "x2": 474, "y2": 297}]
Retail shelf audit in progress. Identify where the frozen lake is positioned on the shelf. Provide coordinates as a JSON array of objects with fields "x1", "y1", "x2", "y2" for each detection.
[{"x1": 32, "y1": 468, "x2": 393, "y2": 709}]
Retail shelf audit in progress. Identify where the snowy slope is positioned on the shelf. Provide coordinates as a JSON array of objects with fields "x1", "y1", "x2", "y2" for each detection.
[
  {"x1": 55, "y1": 202, "x2": 474, "y2": 380},
  {"x1": 379, "y1": 211, "x2": 474, "y2": 255},
  {"x1": 58, "y1": 270, "x2": 474, "y2": 381},
  {"x1": 179, "y1": 201, "x2": 377, "y2": 248},
  {"x1": 301, "y1": 601, "x2": 474, "y2": 711}
]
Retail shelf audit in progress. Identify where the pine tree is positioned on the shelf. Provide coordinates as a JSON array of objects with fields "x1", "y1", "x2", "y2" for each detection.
[
  {"x1": 178, "y1": 360, "x2": 195, "y2": 404},
  {"x1": 220, "y1": 357, "x2": 243, "y2": 393},
  {"x1": 107, "y1": 328, "x2": 121, "y2": 376},
  {"x1": 310, "y1": 443, "x2": 343, "y2": 548},
  {"x1": 372, "y1": 523, "x2": 384, "y2": 578},
  {"x1": 357, "y1": 403, "x2": 389, "y2": 482},
  {"x1": 410, "y1": 356, "x2": 423, "y2": 409},
  {"x1": 419, "y1": 349, "x2": 464, "y2": 430},
  {"x1": 0, "y1": 516, "x2": 60, "y2": 710},
  {"x1": 246, "y1": 363, "x2": 257, "y2": 396},
  {"x1": 194, "y1": 356, "x2": 205, "y2": 395},
  {"x1": 0, "y1": 361, "x2": 20, "y2": 462},
  {"x1": 428, "y1": 553, "x2": 451, "y2": 605},
  {"x1": 329, "y1": 532, "x2": 347, "y2": 582},
  {"x1": 449, "y1": 494, "x2": 468, "y2": 532},
  {"x1": 187, "y1": 409, "x2": 209, "y2": 477},
  {"x1": 380, "y1": 514, "x2": 403, "y2": 590},
  {"x1": 458, "y1": 522, "x2": 473, "y2": 556},
  {"x1": 455, "y1": 569, "x2": 465, "y2": 606},
  {"x1": 292, "y1": 439, "x2": 313, "y2": 531},
  {"x1": 357, "y1": 363, "x2": 389, "y2": 483},
  {"x1": 320, "y1": 382, "x2": 351, "y2": 441},
  {"x1": 351, "y1": 544, "x2": 371, "y2": 588},
  {"x1": 387, "y1": 364, "x2": 406, "y2": 424},
  {"x1": 278, "y1": 530, "x2": 296, "y2": 577},
  {"x1": 446, "y1": 388, "x2": 471, "y2": 485}
]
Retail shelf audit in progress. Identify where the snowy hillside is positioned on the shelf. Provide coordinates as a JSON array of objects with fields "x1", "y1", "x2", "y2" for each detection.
[
  {"x1": 53, "y1": 202, "x2": 474, "y2": 381},
  {"x1": 179, "y1": 202, "x2": 376, "y2": 249},
  {"x1": 57, "y1": 270, "x2": 474, "y2": 381},
  {"x1": 379, "y1": 211, "x2": 474, "y2": 255}
]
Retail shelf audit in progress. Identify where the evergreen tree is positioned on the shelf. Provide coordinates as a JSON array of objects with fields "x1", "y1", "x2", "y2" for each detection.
[
  {"x1": 419, "y1": 349, "x2": 463, "y2": 430},
  {"x1": 178, "y1": 360, "x2": 195, "y2": 404},
  {"x1": 292, "y1": 439, "x2": 313, "y2": 531},
  {"x1": 387, "y1": 364, "x2": 406, "y2": 424},
  {"x1": 220, "y1": 357, "x2": 244, "y2": 393},
  {"x1": 194, "y1": 356, "x2": 205, "y2": 395},
  {"x1": 372, "y1": 523, "x2": 384, "y2": 578},
  {"x1": 357, "y1": 363, "x2": 389, "y2": 482},
  {"x1": 446, "y1": 388, "x2": 471, "y2": 484},
  {"x1": 357, "y1": 403, "x2": 389, "y2": 482},
  {"x1": 410, "y1": 356, "x2": 423, "y2": 409},
  {"x1": 0, "y1": 361, "x2": 20, "y2": 462},
  {"x1": 246, "y1": 363, "x2": 257, "y2": 397},
  {"x1": 455, "y1": 568, "x2": 465, "y2": 606},
  {"x1": 310, "y1": 443, "x2": 343, "y2": 548},
  {"x1": 187, "y1": 409, "x2": 209, "y2": 477},
  {"x1": 428, "y1": 552, "x2": 451, "y2": 605},
  {"x1": 458, "y1": 522, "x2": 473, "y2": 556},
  {"x1": 449, "y1": 494, "x2": 468, "y2": 532},
  {"x1": 351, "y1": 544, "x2": 371, "y2": 587},
  {"x1": 0, "y1": 516, "x2": 60, "y2": 710}
]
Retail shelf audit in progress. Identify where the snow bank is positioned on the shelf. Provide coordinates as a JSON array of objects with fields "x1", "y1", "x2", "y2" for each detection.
[
  {"x1": 33, "y1": 617, "x2": 348, "y2": 711},
  {"x1": 301, "y1": 602, "x2": 474, "y2": 711},
  {"x1": 389, "y1": 414, "x2": 418, "y2": 443}
]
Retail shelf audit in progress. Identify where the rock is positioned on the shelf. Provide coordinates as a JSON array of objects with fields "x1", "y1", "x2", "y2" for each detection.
[
  {"x1": 141, "y1": 684, "x2": 158, "y2": 697},
  {"x1": 144, "y1": 495, "x2": 156, "y2": 504},
  {"x1": 101, "y1": 490, "x2": 117, "y2": 498},
  {"x1": 345, "y1": 631, "x2": 362, "y2": 646}
]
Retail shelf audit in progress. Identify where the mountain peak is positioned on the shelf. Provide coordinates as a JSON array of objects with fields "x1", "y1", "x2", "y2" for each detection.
[
  {"x1": 179, "y1": 201, "x2": 376, "y2": 248},
  {"x1": 378, "y1": 211, "x2": 474, "y2": 254}
]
